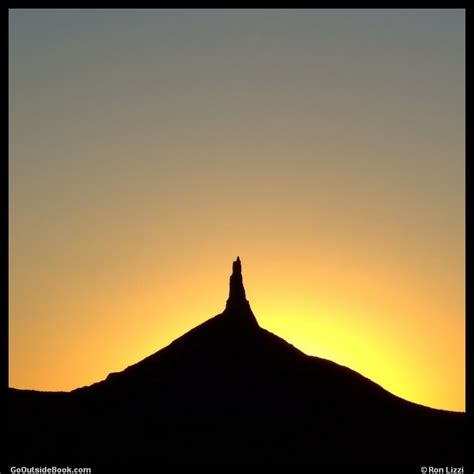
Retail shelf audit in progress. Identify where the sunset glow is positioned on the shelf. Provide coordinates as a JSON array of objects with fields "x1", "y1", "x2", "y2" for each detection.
[{"x1": 9, "y1": 9, "x2": 464, "y2": 411}]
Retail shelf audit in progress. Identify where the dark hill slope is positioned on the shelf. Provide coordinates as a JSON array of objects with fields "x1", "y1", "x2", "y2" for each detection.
[{"x1": 8, "y1": 258, "x2": 464, "y2": 465}]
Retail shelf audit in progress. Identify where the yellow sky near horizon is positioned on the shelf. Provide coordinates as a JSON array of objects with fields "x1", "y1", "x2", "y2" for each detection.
[{"x1": 9, "y1": 9, "x2": 464, "y2": 411}]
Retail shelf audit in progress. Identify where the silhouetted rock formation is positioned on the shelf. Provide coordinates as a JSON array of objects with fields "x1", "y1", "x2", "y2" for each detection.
[
  {"x1": 224, "y1": 256, "x2": 259, "y2": 328},
  {"x1": 228, "y1": 256, "x2": 246, "y2": 302},
  {"x1": 8, "y1": 258, "x2": 465, "y2": 466}
]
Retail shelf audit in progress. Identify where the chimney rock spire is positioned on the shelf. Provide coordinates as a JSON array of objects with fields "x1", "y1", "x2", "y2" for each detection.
[
  {"x1": 224, "y1": 257, "x2": 258, "y2": 327},
  {"x1": 228, "y1": 256, "x2": 246, "y2": 302}
]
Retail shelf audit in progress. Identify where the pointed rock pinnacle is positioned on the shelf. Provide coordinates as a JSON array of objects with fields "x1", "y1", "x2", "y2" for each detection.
[
  {"x1": 228, "y1": 256, "x2": 246, "y2": 302},
  {"x1": 224, "y1": 257, "x2": 258, "y2": 327}
]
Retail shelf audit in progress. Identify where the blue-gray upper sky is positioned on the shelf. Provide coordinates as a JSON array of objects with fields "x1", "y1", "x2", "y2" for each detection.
[{"x1": 9, "y1": 9, "x2": 465, "y2": 411}]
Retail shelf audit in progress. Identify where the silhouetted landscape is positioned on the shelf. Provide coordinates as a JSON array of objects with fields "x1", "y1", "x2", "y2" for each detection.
[{"x1": 8, "y1": 258, "x2": 464, "y2": 466}]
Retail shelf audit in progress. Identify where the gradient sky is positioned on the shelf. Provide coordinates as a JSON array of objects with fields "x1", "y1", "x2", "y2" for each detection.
[{"x1": 9, "y1": 9, "x2": 465, "y2": 411}]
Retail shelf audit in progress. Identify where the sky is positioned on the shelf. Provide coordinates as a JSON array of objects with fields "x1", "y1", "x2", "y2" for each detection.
[{"x1": 9, "y1": 9, "x2": 465, "y2": 411}]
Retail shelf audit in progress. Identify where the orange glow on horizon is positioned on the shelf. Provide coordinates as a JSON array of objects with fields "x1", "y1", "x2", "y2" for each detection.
[
  {"x1": 9, "y1": 10, "x2": 464, "y2": 413},
  {"x1": 9, "y1": 248, "x2": 465, "y2": 412}
]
